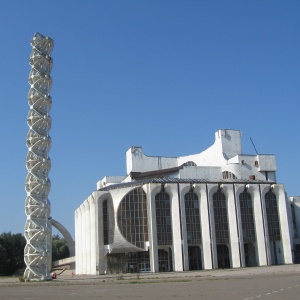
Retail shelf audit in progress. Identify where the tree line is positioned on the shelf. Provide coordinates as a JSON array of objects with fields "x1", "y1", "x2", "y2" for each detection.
[{"x1": 0, "y1": 232, "x2": 69, "y2": 276}]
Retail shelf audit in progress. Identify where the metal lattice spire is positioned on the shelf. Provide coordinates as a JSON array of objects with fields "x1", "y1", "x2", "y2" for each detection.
[{"x1": 24, "y1": 32, "x2": 54, "y2": 281}]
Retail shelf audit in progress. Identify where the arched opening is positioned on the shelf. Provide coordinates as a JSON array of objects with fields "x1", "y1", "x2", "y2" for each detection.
[
  {"x1": 265, "y1": 191, "x2": 281, "y2": 265},
  {"x1": 125, "y1": 251, "x2": 150, "y2": 273},
  {"x1": 294, "y1": 245, "x2": 300, "y2": 264},
  {"x1": 213, "y1": 190, "x2": 230, "y2": 268},
  {"x1": 155, "y1": 188, "x2": 172, "y2": 246},
  {"x1": 184, "y1": 188, "x2": 202, "y2": 270},
  {"x1": 51, "y1": 219, "x2": 75, "y2": 257},
  {"x1": 117, "y1": 187, "x2": 148, "y2": 249},
  {"x1": 188, "y1": 246, "x2": 202, "y2": 270},
  {"x1": 217, "y1": 245, "x2": 230, "y2": 269},
  {"x1": 222, "y1": 171, "x2": 237, "y2": 179},
  {"x1": 291, "y1": 204, "x2": 298, "y2": 238},
  {"x1": 106, "y1": 251, "x2": 150, "y2": 274},
  {"x1": 182, "y1": 161, "x2": 197, "y2": 167},
  {"x1": 239, "y1": 191, "x2": 257, "y2": 267},
  {"x1": 244, "y1": 243, "x2": 257, "y2": 267},
  {"x1": 184, "y1": 188, "x2": 201, "y2": 245},
  {"x1": 158, "y1": 248, "x2": 172, "y2": 272}
]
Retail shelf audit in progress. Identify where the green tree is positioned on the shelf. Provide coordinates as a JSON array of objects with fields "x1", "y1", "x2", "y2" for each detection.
[
  {"x1": 0, "y1": 244, "x2": 8, "y2": 275},
  {"x1": 0, "y1": 232, "x2": 26, "y2": 276},
  {"x1": 52, "y1": 235, "x2": 69, "y2": 261},
  {"x1": 0, "y1": 233, "x2": 71, "y2": 275}
]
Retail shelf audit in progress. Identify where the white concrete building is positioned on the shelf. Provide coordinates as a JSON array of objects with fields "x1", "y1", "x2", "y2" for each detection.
[{"x1": 75, "y1": 129, "x2": 300, "y2": 275}]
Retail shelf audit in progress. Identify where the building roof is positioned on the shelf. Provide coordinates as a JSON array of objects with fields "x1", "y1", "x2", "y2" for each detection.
[
  {"x1": 99, "y1": 178, "x2": 275, "y2": 191},
  {"x1": 130, "y1": 166, "x2": 183, "y2": 180}
]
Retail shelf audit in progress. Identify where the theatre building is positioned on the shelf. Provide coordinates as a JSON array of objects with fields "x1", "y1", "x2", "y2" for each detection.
[{"x1": 75, "y1": 129, "x2": 300, "y2": 274}]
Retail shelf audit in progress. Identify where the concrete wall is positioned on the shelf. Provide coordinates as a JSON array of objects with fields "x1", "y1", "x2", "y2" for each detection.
[
  {"x1": 75, "y1": 192, "x2": 99, "y2": 275},
  {"x1": 126, "y1": 147, "x2": 178, "y2": 173},
  {"x1": 124, "y1": 129, "x2": 276, "y2": 182},
  {"x1": 75, "y1": 182, "x2": 294, "y2": 275}
]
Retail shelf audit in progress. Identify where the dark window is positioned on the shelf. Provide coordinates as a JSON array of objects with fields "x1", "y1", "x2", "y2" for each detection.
[
  {"x1": 103, "y1": 200, "x2": 109, "y2": 245},
  {"x1": 217, "y1": 245, "x2": 230, "y2": 268},
  {"x1": 265, "y1": 191, "x2": 281, "y2": 241},
  {"x1": 239, "y1": 191, "x2": 256, "y2": 243},
  {"x1": 182, "y1": 161, "x2": 197, "y2": 167},
  {"x1": 291, "y1": 204, "x2": 298, "y2": 238},
  {"x1": 184, "y1": 189, "x2": 201, "y2": 245},
  {"x1": 188, "y1": 246, "x2": 202, "y2": 270},
  {"x1": 243, "y1": 243, "x2": 257, "y2": 267},
  {"x1": 155, "y1": 189, "x2": 172, "y2": 246},
  {"x1": 158, "y1": 248, "x2": 172, "y2": 272},
  {"x1": 125, "y1": 251, "x2": 150, "y2": 273},
  {"x1": 117, "y1": 187, "x2": 148, "y2": 249},
  {"x1": 222, "y1": 171, "x2": 237, "y2": 179},
  {"x1": 213, "y1": 190, "x2": 229, "y2": 244}
]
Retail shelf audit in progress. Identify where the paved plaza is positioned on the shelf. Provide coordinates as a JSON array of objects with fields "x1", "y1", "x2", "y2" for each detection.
[{"x1": 0, "y1": 265, "x2": 300, "y2": 300}]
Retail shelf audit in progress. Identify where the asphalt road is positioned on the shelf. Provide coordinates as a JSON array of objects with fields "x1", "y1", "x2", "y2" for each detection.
[{"x1": 1, "y1": 266, "x2": 299, "y2": 300}]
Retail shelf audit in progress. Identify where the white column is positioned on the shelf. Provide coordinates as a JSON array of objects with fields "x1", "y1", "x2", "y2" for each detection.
[
  {"x1": 222, "y1": 184, "x2": 240, "y2": 268},
  {"x1": 165, "y1": 184, "x2": 183, "y2": 272},
  {"x1": 78, "y1": 205, "x2": 84, "y2": 274},
  {"x1": 234, "y1": 184, "x2": 246, "y2": 267},
  {"x1": 196, "y1": 184, "x2": 213, "y2": 270},
  {"x1": 88, "y1": 194, "x2": 97, "y2": 275},
  {"x1": 260, "y1": 184, "x2": 272, "y2": 265},
  {"x1": 178, "y1": 184, "x2": 190, "y2": 271},
  {"x1": 85, "y1": 200, "x2": 91, "y2": 274},
  {"x1": 272, "y1": 184, "x2": 293, "y2": 264},
  {"x1": 206, "y1": 184, "x2": 218, "y2": 269},
  {"x1": 146, "y1": 183, "x2": 159, "y2": 273},
  {"x1": 247, "y1": 184, "x2": 268, "y2": 266},
  {"x1": 81, "y1": 202, "x2": 87, "y2": 274},
  {"x1": 79, "y1": 206, "x2": 83, "y2": 273}
]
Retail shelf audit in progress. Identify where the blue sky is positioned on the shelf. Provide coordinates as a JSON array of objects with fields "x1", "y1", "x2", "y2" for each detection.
[{"x1": 0, "y1": 1, "x2": 299, "y2": 237}]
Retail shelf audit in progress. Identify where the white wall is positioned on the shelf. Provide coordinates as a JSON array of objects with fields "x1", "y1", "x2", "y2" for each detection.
[
  {"x1": 124, "y1": 129, "x2": 277, "y2": 183},
  {"x1": 75, "y1": 183, "x2": 294, "y2": 274},
  {"x1": 75, "y1": 192, "x2": 100, "y2": 275}
]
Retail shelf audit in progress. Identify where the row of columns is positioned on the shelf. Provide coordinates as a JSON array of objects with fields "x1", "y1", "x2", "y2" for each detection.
[
  {"x1": 75, "y1": 182, "x2": 293, "y2": 275},
  {"x1": 75, "y1": 193, "x2": 98, "y2": 275},
  {"x1": 146, "y1": 183, "x2": 293, "y2": 272}
]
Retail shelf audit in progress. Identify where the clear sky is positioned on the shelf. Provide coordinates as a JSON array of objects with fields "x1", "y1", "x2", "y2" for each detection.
[{"x1": 0, "y1": 1, "x2": 299, "y2": 238}]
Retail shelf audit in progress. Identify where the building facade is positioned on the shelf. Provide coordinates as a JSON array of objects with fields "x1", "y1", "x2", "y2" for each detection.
[{"x1": 75, "y1": 129, "x2": 299, "y2": 274}]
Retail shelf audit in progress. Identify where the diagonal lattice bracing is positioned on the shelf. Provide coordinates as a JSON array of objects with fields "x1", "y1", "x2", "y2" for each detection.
[{"x1": 24, "y1": 32, "x2": 54, "y2": 281}]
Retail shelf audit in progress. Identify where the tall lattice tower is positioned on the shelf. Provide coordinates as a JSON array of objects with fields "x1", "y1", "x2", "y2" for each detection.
[{"x1": 24, "y1": 32, "x2": 54, "y2": 281}]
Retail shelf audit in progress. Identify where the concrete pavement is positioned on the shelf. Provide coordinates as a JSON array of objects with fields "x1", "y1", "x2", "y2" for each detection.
[{"x1": 0, "y1": 265, "x2": 299, "y2": 300}]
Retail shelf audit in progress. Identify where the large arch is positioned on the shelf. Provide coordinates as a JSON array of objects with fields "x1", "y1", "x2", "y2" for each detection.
[
  {"x1": 117, "y1": 187, "x2": 148, "y2": 249},
  {"x1": 212, "y1": 189, "x2": 230, "y2": 268},
  {"x1": 155, "y1": 188, "x2": 172, "y2": 246},
  {"x1": 51, "y1": 218, "x2": 75, "y2": 257},
  {"x1": 264, "y1": 190, "x2": 281, "y2": 265},
  {"x1": 184, "y1": 187, "x2": 202, "y2": 270},
  {"x1": 184, "y1": 188, "x2": 201, "y2": 245},
  {"x1": 239, "y1": 190, "x2": 257, "y2": 267}
]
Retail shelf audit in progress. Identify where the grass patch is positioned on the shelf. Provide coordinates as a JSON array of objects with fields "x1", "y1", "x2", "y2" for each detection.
[{"x1": 18, "y1": 276, "x2": 25, "y2": 282}]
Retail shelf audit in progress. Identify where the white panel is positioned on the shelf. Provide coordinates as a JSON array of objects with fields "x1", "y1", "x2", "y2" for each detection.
[
  {"x1": 166, "y1": 184, "x2": 183, "y2": 272},
  {"x1": 222, "y1": 184, "x2": 241, "y2": 268}
]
